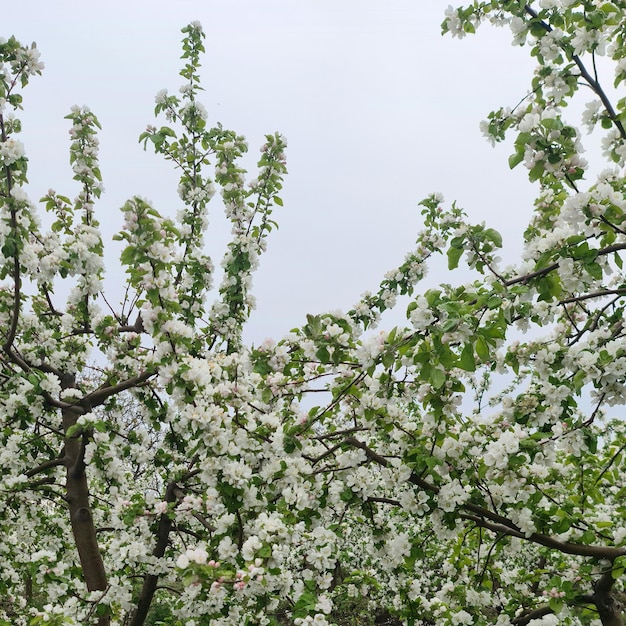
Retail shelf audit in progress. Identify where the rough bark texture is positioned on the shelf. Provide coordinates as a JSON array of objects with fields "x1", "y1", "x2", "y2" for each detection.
[
  {"x1": 593, "y1": 571, "x2": 625, "y2": 626},
  {"x1": 577, "y1": 570, "x2": 625, "y2": 626},
  {"x1": 596, "y1": 597, "x2": 624, "y2": 626},
  {"x1": 128, "y1": 482, "x2": 182, "y2": 626},
  {"x1": 62, "y1": 393, "x2": 109, "y2": 626}
]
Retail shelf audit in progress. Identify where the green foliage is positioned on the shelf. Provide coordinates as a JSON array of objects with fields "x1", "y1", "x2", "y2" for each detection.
[{"x1": 4, "y1": 5, "x2": 626, "y2": 626}]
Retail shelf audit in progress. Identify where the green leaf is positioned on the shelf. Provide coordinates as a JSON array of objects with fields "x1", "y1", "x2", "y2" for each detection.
[
  {"x1": 528, "y1": 160, "x2": 545, "y2": 182},
  {"x1": 316, "y1": 346, "x2": 330, "y2": 364},
  {"x1": 340, "y1": 488, "x2": 355, "y2": 502},
  {"x1": 273, "y1": 196, "x2": 283, "y2": 206},
  {"x1": 447, "y1": 246, "x2": 463, "y2": 270},
  {"x1": 541, "y1": 117, "x2": 560, "y2": 130},
  {"x1": 572, "y1": 369, "x2": 587, "y2": 392},
  {"x1": 508, "y1": 150, "x2": 524, "y2": 169},
  {"x1": 601, "y1": 3, "x2": 619, "y2": 13},
  {"x1": 258, "y1": 543, "x2": 272, "y2": 558},
  {"x1": 382, "y1": 351, "x2": 394, "y2": 369},
  {"x1": 486, "y1": 295, "x2": 502, "y2": 309},
  {"x1": 459, "y1": 343, "x2": 476, "y2": 372},
  {"x1": 65, "y1": 424, "x2": 82, "y2": 438},
  {"x1": 612, "y1": 556, "x2": 626, "y2": 579},
  {"x1": 1, "y1": 237, "x2": 17, "y2": 257},
  {"x1": 463, "y1": 21, "x2": 475, "y2": 34},
  {"x1": 584, "y1": 261, "x2": 603, "y2": 281},
  {"x1": 484, "y1": 228, "x2": 502, "y2": 248},
  {"x1": 475, "y1": 336, "x2": 490, "y2": 361},
  {"x1": 120, "y1": 246, "x2": 137, "y2": 265},
  {"x1": 430, "y1": 367, "x2": 446, "y2": 389}
]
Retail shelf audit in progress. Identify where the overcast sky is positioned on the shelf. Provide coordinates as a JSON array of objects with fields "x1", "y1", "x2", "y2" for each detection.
[{"x1": 5, "y1": 1, "x2": 538, "y2": 342}]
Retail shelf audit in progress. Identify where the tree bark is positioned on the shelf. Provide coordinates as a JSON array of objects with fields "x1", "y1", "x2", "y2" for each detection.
[
  {"x1": 595, "y1": 597, "x2": 624, "y2": 626},
  {"x1": 592, "y1": 571, "x2": 625, "y2": 626},
  {"x1": 128, "y1": 482, "x2": 182, "y2": 626},
  {"x1": 62, "y1": 394, "x2": 109, "y2": 626}
]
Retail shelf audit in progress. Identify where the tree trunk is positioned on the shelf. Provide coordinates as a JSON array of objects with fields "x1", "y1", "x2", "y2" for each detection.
[
  {"x1": 591, "y1": 570, "x2": 624, "y2": 626},
  {"x1": 128, "y1": 482, "x2": 182, "y2": 626},
  {"x1": 594, "y1": 589, "x2": 625, "y2": 626},
  {"x1": 62, "y1": 397, "x2": 109, "y2": 626},
  {"x1": 595, "y1": 597, "x2": 624, "y2": 626}
]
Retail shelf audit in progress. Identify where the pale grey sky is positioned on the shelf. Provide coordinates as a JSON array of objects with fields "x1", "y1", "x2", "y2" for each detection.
[{"x1": 5, "y1": 2, "x2": 537, "y2": 341}]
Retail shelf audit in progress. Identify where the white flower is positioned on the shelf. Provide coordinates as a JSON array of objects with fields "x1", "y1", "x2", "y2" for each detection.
[
  {"x1": 0, "y1": 138, "x2": 25, "y2": 166},
  {"x1": 518, "y1": 112, "x2": 539, "y2": 133},
  {"x1": 155, "y1": 89, "x2": 168, "y2": 104},
  {"x1": 452, "y1": 609, "x2": 473, "y2": 625},
  {"x1": 315, "y1": 594, "x2": 333, "y2": 614},
  {"x1": 409, "y1": 296, "x2": 435, "y2": 330},
  {"x1": 438, "y1": 480, "x2": 469, "y2": 512},
  {"x1": 177, "y1": 546, "x2": 208, "y2": 568},
  {"x1": 581, "y1": 101, "x2": 602, "y2": 133},
  {"x1": 154, "y1": 501, "x2": 168, "y2": 515},
  {"x1": 242, "y1": 535, "x2": 262, "y2": 561},
  {"x1": 176, "y1": 553, "x2": 190, "y2": 569},
  {"x1": 13, "y1": 45, "x2": 44, "y2": 75},
  {"x1": 510, "y1": 16, "x2": 528, "y2": 45},
  {"x1": 444, "y1": 6, "x2": 465, "y2": 39}
]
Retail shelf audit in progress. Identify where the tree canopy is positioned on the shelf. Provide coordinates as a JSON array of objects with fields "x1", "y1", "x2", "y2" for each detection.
[{"x1": 3, "y1": 3, "x2": 626, "y2": 625}]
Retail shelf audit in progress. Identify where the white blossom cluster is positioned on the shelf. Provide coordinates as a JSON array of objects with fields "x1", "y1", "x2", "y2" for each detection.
[{"x1": 3, "y1": 11, "x2": 626, "y2": 626}]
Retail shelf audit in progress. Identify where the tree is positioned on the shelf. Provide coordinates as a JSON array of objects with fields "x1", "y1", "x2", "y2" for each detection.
[{"x1": 2, "y1": 3, "x2": 626, "y2": 625}]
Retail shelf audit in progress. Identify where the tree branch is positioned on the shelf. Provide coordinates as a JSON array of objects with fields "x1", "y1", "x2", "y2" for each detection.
[
  {"x1": 25, "y1": 454, "x2": 67, "y2": 478},
  {"x1": 512, "y1": 605, "x2": 554, "y2": 626},
  {"x1": 524, "y1": 4, "x2": 626, "y2": 139},
  {"x1": 560, "y1": 289, "x2": 626, "y2": 305},
  {"x1": 346, "y1": 437, "x2": 626, "y2": 560},
  {"x1": 82, "y1": 370, "x2": 155, "y2": 408},
  {"x1": 505, "y1": 243, "x2": 626, "y2": 287},
  {"x1": 129, "y1": 481, "x2": 185, "y2": 626}
]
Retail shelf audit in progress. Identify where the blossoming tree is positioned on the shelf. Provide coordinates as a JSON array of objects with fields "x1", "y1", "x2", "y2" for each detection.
[{"x1": 3, "y1": 3, "x2": 626, "y2": 625}]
